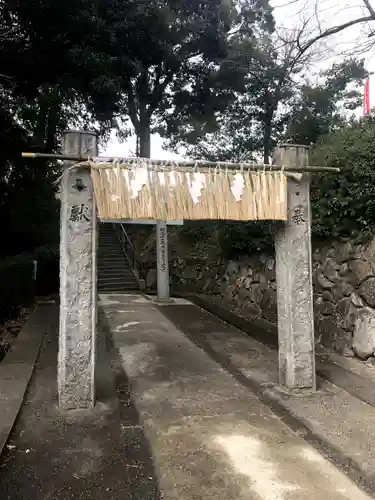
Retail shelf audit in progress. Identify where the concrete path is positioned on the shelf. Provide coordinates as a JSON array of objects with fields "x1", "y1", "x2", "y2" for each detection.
[
  {"x1": 0, "y1": 303, "x2": 160, "y2": 500},
  {"x1": 0, "y1": 304, "x2": 55, "y2": 457},
  {"x1": 102, "y1": 293, "x2": 373, "y2": 500},
  {"x1": 169, "y1": 297, "x2": 375, "y2": 492},
  {"x1": 189, "y1": 293, "x2": 375, "y2": 408}
]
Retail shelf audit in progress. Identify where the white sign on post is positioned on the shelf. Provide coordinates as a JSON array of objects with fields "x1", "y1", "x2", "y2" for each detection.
[{"x1": 156, "y1": 221, "x2": 170, "y2": 301}]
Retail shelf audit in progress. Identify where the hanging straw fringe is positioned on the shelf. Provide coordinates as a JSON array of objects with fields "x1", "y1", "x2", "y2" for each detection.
[{"x1": 58, "y1": 159, "x2": 288, "y2": 221}]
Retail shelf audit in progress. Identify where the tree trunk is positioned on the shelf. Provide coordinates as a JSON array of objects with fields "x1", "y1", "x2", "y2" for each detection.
[
  {"x1": 263, "y1": 98, "x2": 274, "y2": 164},
  {"x1": 139, "y1": 115, "x2": 151, "y2": 158},
  {"x1": 263, "y1": 119, "x2": 272, "y2": 164},
  {"x1": 138, "y1": 67, "x2": 151, "y2": 159}
]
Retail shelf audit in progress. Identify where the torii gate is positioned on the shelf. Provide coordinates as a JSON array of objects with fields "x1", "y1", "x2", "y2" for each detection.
[{"x1": 23, "y1": 130, "x2": 339, "y2": 409}]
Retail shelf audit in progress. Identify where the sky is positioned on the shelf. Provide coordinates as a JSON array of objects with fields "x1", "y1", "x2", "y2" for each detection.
[{"x1": 103, "y1": 0, "x2": 375, "y2": 159}]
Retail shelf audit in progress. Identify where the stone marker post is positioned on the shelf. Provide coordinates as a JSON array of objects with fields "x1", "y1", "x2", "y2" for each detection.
[
  {"x1": 58, "y1": 130, "x2": 98, "y2": 409},
  {"x1": 156, "y1": 221, "x2": 170, "y2": 301},
  {"x1": 274, "y1": 144, "x2": 316, "y2": 391}
]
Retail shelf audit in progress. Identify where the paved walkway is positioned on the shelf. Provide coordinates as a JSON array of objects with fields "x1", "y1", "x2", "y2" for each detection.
[
  {"x1": 0, "y1": 303, "x2": 160, "y2": 500},
  {"x1": 101, "y1": 293, "x2": 373, "y2": 500},
  {"x1": 172, "y1": 295, "x2": 375, "y2": 492}
]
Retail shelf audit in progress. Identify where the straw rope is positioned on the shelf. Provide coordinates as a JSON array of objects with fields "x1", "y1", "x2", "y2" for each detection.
[{"x1": 58, "y1": 159, "x2": 288, "y2": 221}]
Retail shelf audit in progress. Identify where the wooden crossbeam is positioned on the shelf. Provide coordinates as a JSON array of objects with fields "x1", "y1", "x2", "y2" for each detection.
[{"x1": 21, "y1": 152, "x2": 340, "y2": 173}]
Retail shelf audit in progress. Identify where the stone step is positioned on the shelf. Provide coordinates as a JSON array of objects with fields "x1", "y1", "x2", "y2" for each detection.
[
  {"x1": 98, "y1": 245, "x2": 121, "y2": 250},
  {"x1": 98, "y1": 256, "x2": 128, "y2": 260},
  {"x1": 97, "y1": 275, "x2": 136, "y2": 282},
  {"x1": 98, "y1": 242, "x2": 122, "y2": 247},
  {"x1": 98, "y1": 270, "x2": 135, "y2": 276},
  {"x1": 98, "y1": 275, "x2": 136, "y2": 282},
  {"x1": 98, "y1": 260, "x2": 130, "y2": 271},
  {"x1": 98, "y1": 248, "x2": 120, "y2": 251},
  {"x1": 98, "y1": 252, "x2": 125, "y2": 257},
  {"x1": 98, "y1": 273, "x2": 135, "y2": 279},
  {"x1": 98, "y1": 284, "x2": 138, "y2": 290},
  {"x1": 98, "y1": 253, "x2": 128, "y2": 258},
  {"x1": 98, "y1": 265, "x2": 133, "y2": 272},
  {"x1": 97, "y1": 275, "x2": 137, "y2": 283},
  {"x1": 98, "y1": 282, "x2": 138, "y2": 289},
  {"x1": 98, "y1": 268, "x2": 132, "y2": 274},
  {"x1": 97, "y1": 252, "x2": 126, "y2": 257},
  {"x1": 98, "y1": 285, "x2": 139, "y2": 292},
  {"x1": 98, "y1": 260, "x2": 130, "y2": 266}
]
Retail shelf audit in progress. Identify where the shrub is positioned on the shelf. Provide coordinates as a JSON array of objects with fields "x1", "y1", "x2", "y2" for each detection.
[
  {"x1": 32, "y1": 245, "x2": 59, "y2": 296},
  {"x1": 310, "y1": 117, "x2": 375, "y2": 241},
  {"x1": 0, "y1": 255, "x2": 34, "y2": 324},
  {"x1": 186, "y1": 119, "x2": 375, "y2": 258}
]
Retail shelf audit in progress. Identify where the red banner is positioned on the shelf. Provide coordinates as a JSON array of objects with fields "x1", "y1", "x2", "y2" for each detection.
[{"x1": 364, "y1": 79, "x2": 370, "y2": 116}]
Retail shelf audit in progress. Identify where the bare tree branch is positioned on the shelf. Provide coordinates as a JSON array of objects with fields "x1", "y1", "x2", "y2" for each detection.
[
  {"x1": 298, "y1": 15, "x2": 375, "y2": 56},
  {"x1": 275, "y1": 0, "x2": 375, "y2": 58},
  {"x1": 363, "y1": 0, "x2": 375, "y2": 17}
]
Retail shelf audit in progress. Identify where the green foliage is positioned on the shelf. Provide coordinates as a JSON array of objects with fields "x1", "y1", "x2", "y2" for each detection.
[
  {"x1": 177, "y1": 117, "x2": 375, "y2": 259},
  {"x1": 118, "y1": 0, "x2": 275, "y2": 156},
  {"x1": 0, "y1": 0, "x2": 108, "y2": 259},
  {"x1": 216, "y1": 221, "x2": 278, "y2": 258},
  {"x1": 216, "y1": 116, "x2": 375, "y2": 255},
  {"x1": 169, "y1": 54, "x2": 371, "y2": 258},
  {"x1": 170, "y1": 36, "x2": 367, "y2": 162},
  {"x1": 0, "y1": 255, "x2": 34, "y2": 324},
  {"x1": 173, "y1": 220, "x2": 279, "y2": 259},
  {"x1": 1, "y1": 0, "x2": 370, "y2": 268},
  {"x1": 32, "y1": 246, "x2": 59, "y2": 296},
  {"x1": 176, "y1": 221, "x2": 218, "y2": 245},
  {"x1": 284, "y1": 59, "x2": 367, "y2": 145},
  {"x1": 310, "y1": 117, "x2": 375, "y2": 240},
  {"x1": 0, "y1": 246, "x2": 58, "y2": 325}
]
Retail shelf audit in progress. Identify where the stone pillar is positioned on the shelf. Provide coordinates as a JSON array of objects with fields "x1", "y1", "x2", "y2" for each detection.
[
  {"x1": 274, "y1": 144, "x2": 316, "y2": 391},
  {"x1": 156, "y1": 221, "x2": 170, "y2": 301},
  {"x1": 58, "y1": 130, "x2": 98, "y2": 409}
]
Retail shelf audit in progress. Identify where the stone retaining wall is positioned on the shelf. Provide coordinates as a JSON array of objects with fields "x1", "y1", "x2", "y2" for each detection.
[{"x1": 148, "y1": 237, "x2": 375, "y2": 359}]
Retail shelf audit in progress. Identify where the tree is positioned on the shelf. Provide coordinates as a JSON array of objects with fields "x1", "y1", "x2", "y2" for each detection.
[
  {"x1": 175, "y1": 54, "x2": 367, "y2": 163},
  {"x1": 1, "y1": 0, "x2": 134, "y2": 146},
  {"x1": 284, "y1": 58, "x2": 367, "y2": 144},
  {"x1": 2, "y1": 0, "x2": 276, "y2": 160},
  {"x1": 310, "y1": 116, "x2": 375, "y2": 240},
  {"x1": 0, "y1": 0, "x2": 278, "y2": 255},
  {"x1": 166, "y1": 25, "x2": 324, "y2": 163},
  {"x1": 111, "y1": 0, "x2": 275, "y2": 158},
  {"x1": 0, "y1": 0, "x2": 106, "y2": 256}
]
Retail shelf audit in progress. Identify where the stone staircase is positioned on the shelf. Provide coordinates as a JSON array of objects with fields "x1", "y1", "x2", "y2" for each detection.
[{"x1": 97, "y1": 224, "x2": 140, "y2": 293}]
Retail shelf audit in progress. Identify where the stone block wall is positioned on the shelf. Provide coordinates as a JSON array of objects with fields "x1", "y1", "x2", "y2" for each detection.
[{"x1": 163, "y1": 237, "x2": 375, "y2": 359}]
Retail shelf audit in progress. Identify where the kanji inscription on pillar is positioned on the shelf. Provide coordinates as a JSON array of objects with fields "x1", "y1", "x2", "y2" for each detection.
[
  {"x1": 69, "y1": 203, "x2": 90, "y2": 222},
  {"x1": 292, "y1": 205, "x2": 305, "y2": 225}
]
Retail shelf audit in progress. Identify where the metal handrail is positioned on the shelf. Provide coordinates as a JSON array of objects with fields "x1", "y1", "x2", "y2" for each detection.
[
  {"x1": 113, "y1": 223, "x2": 134, "y2": 267},
  {"x1": 113, "y1": 223, "x2": 145, "y2": 290},
  {"x1": 120, "y1": 224, "x2": 136, "y2": 266}
]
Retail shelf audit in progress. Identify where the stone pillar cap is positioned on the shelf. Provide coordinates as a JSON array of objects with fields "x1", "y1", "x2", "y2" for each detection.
[
  {"x1": 278, "y1": 143, "x2": 310, "y2": 150},
  {"x1": 63, "y1": 130, "x2": 97, "y2": 136}
]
